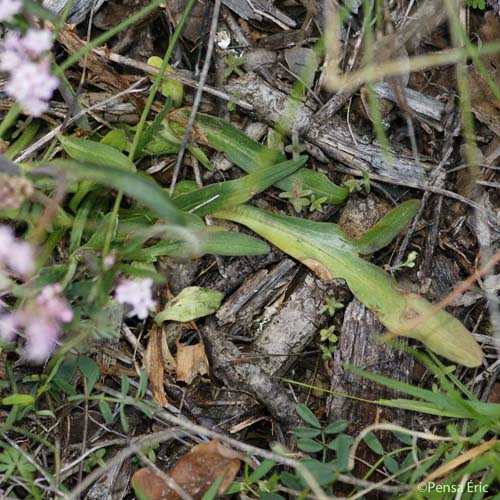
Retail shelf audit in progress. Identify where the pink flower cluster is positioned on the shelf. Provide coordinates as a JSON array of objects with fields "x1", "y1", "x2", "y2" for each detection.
[
  {"x1": 0, "y1": 284, "x2": 73, "y2": 362},
  {"x1": 0, "y1": 0, "x2": 22, "y2": 22},
  {"x1": 115, "y1": 278, "x2": 156, "y2": 319},
  {"x1": 0, "y1": 225, "x2": 35, "y2": 277},
  {"x1": 0, "y1": 28, "x2": 59, "y2": 116}
]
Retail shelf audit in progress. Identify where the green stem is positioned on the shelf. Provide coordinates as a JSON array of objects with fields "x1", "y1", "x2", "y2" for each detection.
[
  {"x1": 52, "y1": 0, "x2": 77, "y2": 38},
  {"x1": 0, "y1": 105, "x2": 21, "y2": 140},
  {"x1": 128, "y1": 0, "x2": 197, "y2": 160},
  {"x1": 102, "y1": 0, "x2": 197, "y2": 258}
]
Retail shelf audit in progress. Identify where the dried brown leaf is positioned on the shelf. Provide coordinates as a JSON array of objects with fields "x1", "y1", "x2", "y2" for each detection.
[
  {"x1": 144, "y1": 324, "x2": 174, "y2": 406},
  {"x1": 131, "y1": 439, "x2": 242, "y2": 500},
  {"x1": 175, "y1": 334, "x2": 209, "y2": 384},
  {"x1": 54, "y1": 24, "x2": 144, "y2": 111}
]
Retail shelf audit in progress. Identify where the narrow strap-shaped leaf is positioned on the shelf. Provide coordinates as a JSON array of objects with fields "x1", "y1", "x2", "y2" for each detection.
[
  {"x1": 48, "y1": 160, "x2": 199, "y2": 227},
  {"x1": 170, "y1": 110, "x2": 349, "y2": 204},
  {"x1": 201, "y1": 230, "x2": 269, "y2": 255},
  {"x1": 353, "y1": 200, "x2": 419, "y2": 255},
  {"x1": 59, "y1": 136, "x2": 135, "y2": 171},
  {"x1": 214, "y1": 204, "x2": 483, "y2": 367},
  {"x1": 122, "y1": 231, "x2": 269, "y2": 260},
  {"x1": 174, "y1": 156, "x2": 307, "y2": 216}
]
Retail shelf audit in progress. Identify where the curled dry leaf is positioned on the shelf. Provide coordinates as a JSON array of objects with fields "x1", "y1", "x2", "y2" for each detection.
[
  {"x1": 131, "y1": 439, "x2": 242, "y2": 500},
  {"x1": 144, "y1": 324, "x2": 175, "y2": 406},
  {"x1": 176, "y1": 333, "x2": 209, "y2": 384}
]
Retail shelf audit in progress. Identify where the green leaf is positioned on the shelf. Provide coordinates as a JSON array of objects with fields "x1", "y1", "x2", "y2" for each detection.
[
  {"x1": 280, "y1": 472, "x2": 304, "y2": 490},
  {"x1": 59, "y1": 136, "x2": 135, "y2": 171},
  {"x1": 261, "y1": 494, "x2": 286, "y2": 500},
  {"x1": 5, "y1": 121, "x2": 40, "y2": 160},
  {"x1": 99, "y1": 399, "x2": 114, "y2": 424},
  {"x1": 101, "y1": 129, "x2": 128, "y2": 151},
  {"x1": 170, "y1": 110, "x2": 349, "y2": 205},
  {"x1": 35, "y1": 410, "x2": 56, "y2": 418},
  {"x1": 347, "y1": 366, "x2": 497, "y2": 420},
  {"x1": 295, "y1": 404, "x2": 321, "y2": 428},
  {"x1": 70, "y1": 194, "x2": 94, "y2": 251},
  {"x1": 224, "y1": 482, "x2": 245, "y2": 495},
  {"x1": 201, "y1": 473, "x2": 225, "y2": 500},
  {"x1": 125, "y1": 230, "x2": 269, "y2": 261},
  {"x1": 392, "y1": 430, "x2": 414, "y2": 445},
  {"x1": 136, "y1": 369, "x2": 149, "y2": 399},
  {"x1": 384, "y1": 456, "x2": 400, "y2": 474},
  {"x1": 294, "y1": 427, "x2": 322, "y2": 439},
  {"x1": 121, "y1": 374, "x2": 130, "y2": 398},
  {"x1": 201, "y1": 230, "x2": 269, "y2": 256},
  {"x1": 464, "y1": 0, "x2": 485, "y2": 9},
  {"x1": 48, "y1": 160, "x2": 199, "y2": 227},
  {"x1": 324, "y1": 419, "x2": 349, "y2": 434},
  {"x1": 135, "y1": 401, "x2": 154, "y2": 419},
  {"x1": 174, "y1": 157, "x2": 307, "y2": 216},
  {"x1": 214, "y1": 204, "x2": 483, "y2": 367},
  {"x1": 301, "y1": 458, "x2": 337, "y2": 486},
  {"x1": 136, "y1": 99, "x2": 173, "y2": 158},
  {"x1": 119, "y1": 404, "x2": 129, "y2": 432},
  {"x1": 363, "y1": 432, "x2": 384, "y2": 455},
  {"x1": 78, "y1": 357, "x2": 100, "y2": 395},
  {"x1": 1, "y1": 394, "x2": 35, "y2": 406},
  {"x1": 53, "y1": 377, "x2": 78, "y2": 396},
  {"x1": 248, "y1": 460, "x2": 276, "y2": 483},
  {"x1": 297, "y1": 438, "x2": 323, "y2": 453},
  {"x1": 157, "y1": 286, "x2": 224, "y2": 323},
  {"x1": 328, "y1": 434, "x2": 353, "y2": 472},
  {"x1": 353, "y1": 200, "x2": 419, "y2": 255}
]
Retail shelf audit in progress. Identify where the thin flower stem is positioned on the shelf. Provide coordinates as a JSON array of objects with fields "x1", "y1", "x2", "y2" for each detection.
[
  {"x1": 128, "y1": 0, "x2": 198, "y2": 160},
  {"x1": 169, "y1": 0, "x2": 224, "y2": 195},
  {"x1": 101, "y1": 0, "x2": 197, "y2": 260},
  {"x1": 0, "y1": 105, "x2": 21, "y2": 140}
]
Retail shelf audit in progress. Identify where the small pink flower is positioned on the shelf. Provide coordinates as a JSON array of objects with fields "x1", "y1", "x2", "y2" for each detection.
[
  {"x1": 0, "y1": 313, "x2": 18, "y2": 342},
  {"x1": 0, "y1": 225, "x2": 35, "y2": 277},
  {"x1": 115, "y1": 278, "x2": 156, "y2": 319},
  {"x1": 36, "y1": 284, "x2": 73, "y2": 323},
  {"x1": 0, "y1": 28, "x2": 59, "y2": 117},
  {"x1": 0, "y1": 0, "x2": 22, "y2": 22},
  {"x1": 22, "y1": 317, "x2": 60, "y2": 363},
  {"x1": 103, "y1": 254, "x2": 116, "y2": 270},
  {"x1": 0, "y1": 37, "x2": 24, "y2": 72},
  {"x1": 0, "y1": 226, "x2": 15, "y2": 260},
  {"x1": 19, "y1": 29, "x2": 53, "y2": 57},
  {"x1": 6, "y1": 240, "x2": 35, "y2": 277},
  {"x1": 0, "y1": 284, "x2": 73, "y2": 363},
  {"x1": 5, "y1": 58, "x2": 59, "y2": 117}
]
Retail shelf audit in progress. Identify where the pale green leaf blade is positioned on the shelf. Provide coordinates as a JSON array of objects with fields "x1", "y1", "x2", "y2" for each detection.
[
  {"x1": 59, "y1": 136, "x2": 135, "y2": 171},
  {"x1": 214, "y1": 204, "x2": 483, "y2": 367},
  {"x1": 354, "y1": 200, "x2": 420, "y2": 255},
  {"x1": 170, "y1": 110, "x2": 348, "y2": 204},
  {"x1": 48, "y1": 160, "x2": 199, "y2": 227},
  {"x1": 157, "y1": 286, "x2": 224, "y2": 323},
  {"x1": 1, "y1": 394, "x2": 35, "y2": 406},
  {"x1": 174, "y1": 157, "x2": 307, "y2": 216}
]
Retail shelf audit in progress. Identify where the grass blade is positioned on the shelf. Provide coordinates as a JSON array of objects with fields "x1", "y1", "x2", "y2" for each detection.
[{"x1": 48, "y1": 160, "x2": 199, "y2": 227}]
